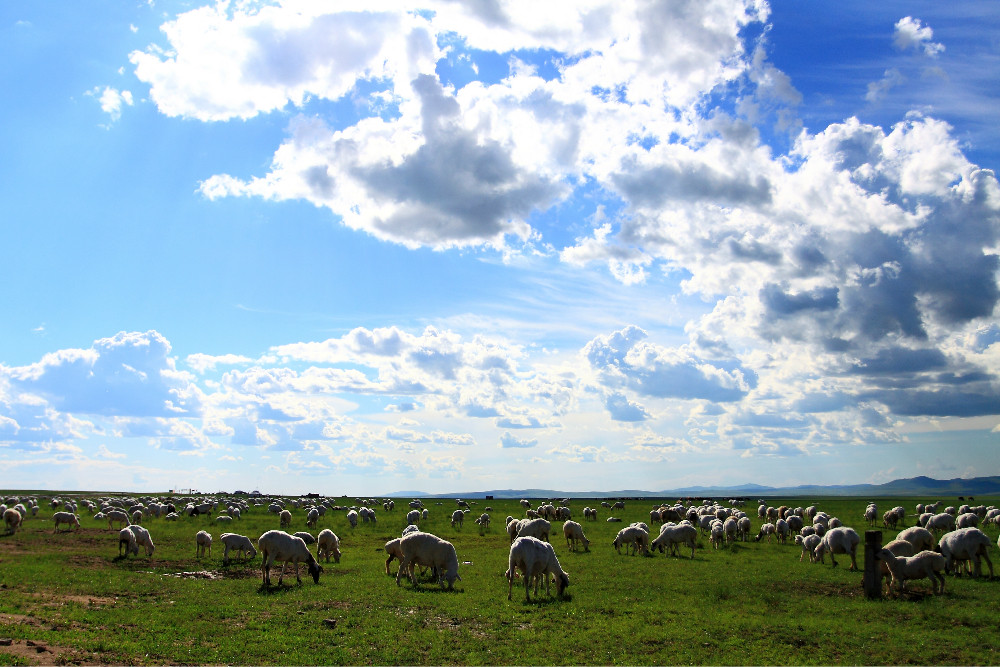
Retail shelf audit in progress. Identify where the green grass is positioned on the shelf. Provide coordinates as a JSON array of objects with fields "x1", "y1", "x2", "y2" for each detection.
[{"x1": 0, "y1": 494, "x2": 997, "y2": 665}]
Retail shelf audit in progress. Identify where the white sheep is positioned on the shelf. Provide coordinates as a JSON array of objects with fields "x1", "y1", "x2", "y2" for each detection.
[
  {"x1": 316, "y1": 529, "x2": 341, "y2": 564},
  {"x1": 127, "y1": 525, "x2": 155, "y2": 557},
  {"x1": 562, "y1": 520, "x2": 590, "y2": 552},
  {"x1": 651, "y1": 524, "x2": 697, "y2": 559},
  {"x1": 119, "y1": 527, "x2": 138, "y2": 557},
  {"x1": 279, "y1": 509, "x2": 293, "y2": 529},
  {"x1": 877, "y1": 548, "x2": 946, "y2": 595},
  {"x1": 877, "y1": 539, "x2": 915, "y2": 592},
  {"x1": 710, "y1": 521, "x2": 725, "y2": 549},
  {"x1": 795, "y1": 533, "x2": 822, "y2": 562},
  {"x1": 106, "y1": 510, "x2": 130, "y2": 530},
  {"x1": 346, "y1": 510, "x2": 359, "y2": 528},
  {"x1": 52, "y1": 511, "x2": 80, "y2": 532},
  {"x1": 258, "y1": 530, "x2": 322, "y2": 586},
  {"x1": 406, "y1": 509, "x2": 421, "y2": 526},
  {"x1": 955, "y1": 513, "x2": 979, "y2": 529},
  {"x1": 215, "y1": 515, "x2": 233, "y2": 525},
  {"x1": 516, "y1": 518, "x2": 551, "y2": 542},
  {"x1": 196, "y1": 530, "x2": 212, "y2": 558},
  {"x1": 507, "y1": 536, "x2": 570, "y2": 601},
  {"x1": 475, "y1": 513, "x2": 491, "y2": 531},
  {"x1": 612, "y1": 525, "x2": 649, "y2": 556},
  {"x1": 813, "y1": 526, "x2": 859, "y2": 570},
  {"x1": 293, "y1": 531, "x2": 316, "y2": 546},
  {"x1": 220, "y1": 533, "x2": 257, "y2": 563},
  {"x1": 755, "y1": 522, "x2": 776, "y2": 542},
  {"x1": 897, "y1": 526, "x2": 936, "y2": 552},
  {"x1": 937, "y1": 528, "x2": 994, "y2": 578},
  {"x1": 402, "y1": 524, "x2": 420, "y2": 536},
  {"x1": 451, "y1": 509, "x2": 465, "y2": 529},
  {"x1": 925, "y1": 512, "x2": 956, "y2": 535},
  {"x1": 306, "y1": 508, "x2": 319, "y2": 528},
  {"x1": 395, "y1": 532, "x2": 461, "y2": 590}
]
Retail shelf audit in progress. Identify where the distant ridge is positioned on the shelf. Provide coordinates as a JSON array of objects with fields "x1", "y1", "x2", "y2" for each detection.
[{"x1": 386, "y1": 476, "x2": 1000, "y2": 499}]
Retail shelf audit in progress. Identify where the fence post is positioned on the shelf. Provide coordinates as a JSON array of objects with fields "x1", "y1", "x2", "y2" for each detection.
[{"x1": 863, "y1": 530, "x2": 882, "y2": 599}]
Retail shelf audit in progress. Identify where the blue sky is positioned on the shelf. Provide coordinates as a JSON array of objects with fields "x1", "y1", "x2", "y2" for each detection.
[{"x1": 1, "y1": 1, "x2": 998, "y2": 496}]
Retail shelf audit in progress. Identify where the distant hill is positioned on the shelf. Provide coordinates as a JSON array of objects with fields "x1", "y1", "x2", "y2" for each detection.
[{"x1": 386, "y1": 476, "x2": 1000, "y2": 499}]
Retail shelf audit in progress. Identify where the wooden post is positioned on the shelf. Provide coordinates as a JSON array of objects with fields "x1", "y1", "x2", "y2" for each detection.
[{"x1": 864, "y1": 530, "x2": 882, "y2": 599}]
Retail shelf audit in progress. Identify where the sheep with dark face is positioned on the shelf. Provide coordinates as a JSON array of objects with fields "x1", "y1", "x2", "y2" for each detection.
[{"x1": 258, "y1": 530, "x2": 322, "y2": 586}]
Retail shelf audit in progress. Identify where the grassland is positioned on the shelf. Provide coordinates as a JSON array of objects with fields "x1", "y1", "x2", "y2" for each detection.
[{"x1": 0, "y1": 493, "x2": 997, "y2": 665}]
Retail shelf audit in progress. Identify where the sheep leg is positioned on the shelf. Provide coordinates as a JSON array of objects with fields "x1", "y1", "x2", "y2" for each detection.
[
  {"x1": 849, "y1": 552, "x2": 858, "y2": 572},
  {"x1": 981, "y1": 551, "x2": 994, "y2": 578}
]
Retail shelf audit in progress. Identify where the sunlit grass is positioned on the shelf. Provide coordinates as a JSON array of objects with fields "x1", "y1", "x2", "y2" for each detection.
[{"x1": 0, "y1": 494, "x2": 997, "y2": 664}]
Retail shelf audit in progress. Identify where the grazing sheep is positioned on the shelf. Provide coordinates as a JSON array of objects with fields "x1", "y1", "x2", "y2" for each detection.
[
  {"x1": 475, "y1": 513, "x2": 490, "y2": 531},
  {"x1": 955, "y1": 513, "x2": 980, "y2": 529},
  {"x1": 737, "y1": 516, "x2": 752, "y2": 542},
  {"x1": 877, "y1": 548, "x2": 947, "y2": 595},
  {"x1": 196, "y1": 530, "x2": 212, "y2": 558},
  {"x1": 306, "y1": 509, "x2": 319, "y2": 528},
  {"x1": 451, "y1": 510, "x2": 465, "y2": 529},
  {"x1": 279, "y1": 510, "x2": 292, "y2": 529},
  {"x1": 925, "y1": 513, "x2": 956, "y2": 535},
  {"x1": 220, "y1": 533, "x2": 257, "y2": 563},
  {"x1": 127, "y1": 525, "x2": 155, "y2": 557},
  {"x1": 755, "y1": 523, "x2": 776, "y2": 542},
  {"x1": 258, "y1": 530, "x2": 322, "y2": 586},
  {"x1": 813, "y1": 526, "x2": 859, "y2": 570},
  {"x1": 215, "y1": 515, "x2": 233, "y2": 525},
  {"x1": 293, "y1": 531, "x2": 316, "y2": 546},
  {"x1": 652, "y1": 524, "x2": 697, "y2": 559},
  {"x1": 395, "y1": 532, "x2": 461, "y2": 590},
  {"x1": 516, "y1": 518, "x2": 552, "y2": 543},
  {"x1": 52, "y1": 511, "x2": 81, "y2": 532},
  {"x1": 775, "y1": 519, "x2": 790, "y2": 544},
  {"x1": 562, "y1": 521, "x2": 590, "y2": 552},
  {"x1": 402, "y1": 524, "x2": 420, "y2": 536},
  {"x1": 612, "y1": 525, "x2": 649, "y2": 556},
  {"x1": 937, "y1": 528, "x2": 994, "y2": 578},
  {"x1": 316, "y1": 529, "x2": 341, "y2": 564},
  {"x1": 119, "y1": 527, "x2": 138, "y2": 556},
  {"x1": 406, "y1": 510, "x2": 421, "y2": 526},
  {"x1": 507, "y1": 536, "x2": 570, "y2": 601},
  {"x1": 795, "y1": 534, "x2": 822, "y2": 562},
  {"x1": 583, "y1": 507, "x2": 598, "y2": 521},
  {"x1": 897, "y1": 526, "x2": 936, "y2": 553},
  {"x1": 710, "y1": 521, "x2": 725, "y2": 549},
  {"x1": 106, "y1": 510, "x2": 130, "y2": 530}
]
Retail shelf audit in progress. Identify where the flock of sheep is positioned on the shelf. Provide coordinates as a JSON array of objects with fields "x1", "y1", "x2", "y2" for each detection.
[{"x1": 3, "y1": 493, "x2": 998, "y2": 600}]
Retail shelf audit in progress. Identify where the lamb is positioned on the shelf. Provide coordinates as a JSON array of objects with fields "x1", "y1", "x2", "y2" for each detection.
[
  {"x1": 612, "y1": 525, "x2": 649, "y2": 556},
  {"x1": 52, "y1": 511, "x2": 81, "y2": 532},
  {"x1": 562, "y1": 520, "x2": 590, "y2": 552},
  {"x1": 258, "y1": 530, "x2": 322, "y2": 586},
  {"x1": 897, "y1": 526, "x2": 936, "y2": 552},
  {"x1": 451, "y1": 509, "x2": 465, "y2": 529},
  {"x1": 219, "y1": 533, "x2": 257, "y2": 565},
  {"x1": 395, "y1": 532, "x2": 461, "y2": 590},
  {"x1": 127, "y1": 525, "x2": 155, "y2": 557},
  {"x1": 316, "y1": 529, "x2": 341, "y2": 564},
  {"x1": 516, "y1": 518, "x2": 551, "y2": 542},
  {"x1": 279, "y1": 509, "x2": 292, "y2": 529},
  {"x1": 877, "y1": 539, "x2": 915, "y2": 592},
  {"x1": 877, "y1": 548, "x2": 947, "y2": 595},
  {"x1": 119, "y1": 527, "x2": 138, "y2": 556},
  {"x1": 813, "y1": 526, "x2": 859, "y2": 570},
  {"x1": 651, "y1": 523, "x2": 697, "y2": 558},
  {"x1": 196, "y1": 530, "x2": 212, "y2": 558},
  {"x1": 506, "y1": 536, "x2": 570, "y2": 601},
  {"x1": 795, "y1": 533, "x2": 822, "y2": 562},
  {"x1": 937, "y1": 528, "x2": 994, "y2": 578}
]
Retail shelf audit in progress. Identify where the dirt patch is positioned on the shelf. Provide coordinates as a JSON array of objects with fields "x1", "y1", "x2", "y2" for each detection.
[
  {"x1": 0, "y1": 638, "x2": 96, "y2": 666},
  {"x1": 26, "y1": 592, "x2": 118, "y2": 608},
  {"x1": 0, "y1": 613, "x2": 42, "y2": 627}
]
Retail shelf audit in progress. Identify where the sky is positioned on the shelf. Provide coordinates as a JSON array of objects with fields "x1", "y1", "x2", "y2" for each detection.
[{"x1": 1, "y1": 0, "x2": 998, "y2": 496}]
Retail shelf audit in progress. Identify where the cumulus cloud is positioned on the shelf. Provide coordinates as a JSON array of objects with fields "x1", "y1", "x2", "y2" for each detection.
[
  {"x1": 499, "y1": 431, "x2": 537, "y2": 448},
  {"x1": 88, "y1": 86, "x2": 133, "y2": 122},
  {"x1": 893, "y1": 17, "x2": 945, "y2": 57}
]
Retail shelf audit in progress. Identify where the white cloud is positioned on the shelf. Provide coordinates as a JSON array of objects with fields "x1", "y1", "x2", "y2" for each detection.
[
  {"x1": 893, "y1": 17, "x2": 945, "y2": 57},
  {"x1": 89, "y1": 86, "x2": 133, "y2": 122}
]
